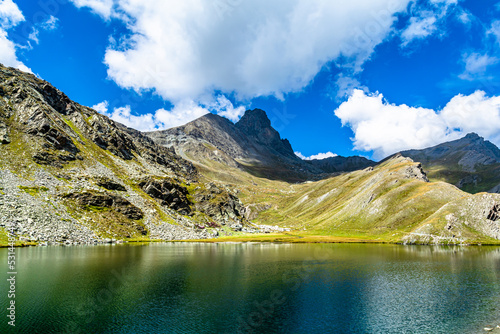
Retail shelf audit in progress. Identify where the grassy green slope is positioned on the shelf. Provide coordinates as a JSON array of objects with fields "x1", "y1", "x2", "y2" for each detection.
[
  {"x1": 424, "y1": 161, "x2": 500, "y2": 194},
  {"x1": 256, "y1": 158, "x2": 466, "y2": 241},
  {"x1": 190, "y1": 152, "x2": 500, "y2": 244}
]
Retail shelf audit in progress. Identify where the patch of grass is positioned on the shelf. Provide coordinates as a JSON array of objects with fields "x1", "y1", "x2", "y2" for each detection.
[
  {"x1": 85, "y1": 205, "x2": 110, "y2": 213},
  {"x1": 189, "y1": 232, "x2": 387, "y2": 244},
  {"x1": 0, "y1": 228, "x2": 37, "y2": 247},
  {"x1": 18, "y1": 185, "x2": 49, "y2": 196}
]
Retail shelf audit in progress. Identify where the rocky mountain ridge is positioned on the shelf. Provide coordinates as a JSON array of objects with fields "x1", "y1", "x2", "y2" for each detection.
[
  {"x1": 309, "y1": 155, "x2": 376, "y2": 173},
  {"x1": 0, "y1": 64, "x2": 251, "y2": 245},
  {"x1": 1, "y1": 63, "x2": 500, "y2": 246},
  {"x1": 147, "y1": 109, "x2": 374, "y2": 181},
  {"x1": 400, "y1": 133, "x2": 500, "y2": 193}
]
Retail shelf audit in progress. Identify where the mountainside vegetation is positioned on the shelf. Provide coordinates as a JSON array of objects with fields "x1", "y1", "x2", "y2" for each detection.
[
  {"x1": 400, "y1": 133, "x2": 500, "y2": 194},
  {"x1": 0, "y1": 64, "x2": 250, "y2": 246},
  {"x1": 1, "y1": 63, "x2": 500, "y2": 246}
]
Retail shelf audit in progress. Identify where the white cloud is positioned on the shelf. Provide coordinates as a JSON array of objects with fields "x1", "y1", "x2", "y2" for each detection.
[
  {"x1": 70, "y1": 0, "x2": 114, "y2": 20},
  {"x1": 28, "y1": 15, "x2": 59, "y2": 44},
  {"x1": 92, "y1": 100, "x2": 109, "y2": 114},
  {"x1": 93, "y1": 99, "x2": 208, "y2": 131},
  {"x1": 400, "y1": 0, "x2": 458, "y2": 47},
  {"x1": 459, "y1": 53, "x2": 498, "y2": 80},
  {"x1": 401, "y1": 13, "x2": 438, "y2": 46},
  {"x1": 0, "y1": 0, "x2": 24, "y2": 29},
  {"x1": 457, "y1": 11, "x2": 471, "y2": 25},
  {"x1": 488, "y1": 20, "x2": 500, "y2": 46},
  {"x1": 0, "y1": 0, "x2": 30, "y2": 72},
  {"x1": 92, "y1": 96, "x2": 244, "y2": 131},
  {"x1": 92, "y1": 101, "x2": 158, "y2": 131},
  {"x1": 0, "y1": 30, "x2": 28, "y2": 72},
  {"x1": 441, "y1": 91, "x2": 500, "y2": 145},
  {"x1": 209, "y1": 95, "x2": 245, "y2": 122},
  {"x1": 70, "y1": 0, "x2": 413, "y2": 103},
  {"x1": 334, "y1": 89, "x2": 500, "y2": 159},
  {"x1": 154, "y1": 100, "x2": 210, "y2": 130},
  {"x1": 332, "y1": 73, "x2": 368, "y2": 102},
  {"x1": 295, "y1": 152, "x2": 307, "y2": 160},
  {"x1": 429, "y1": 0, "x2": 458, "y2": 5},
  {"x1": 104, "y1": 105, "x2": 159, "y2": 131},
  {"x1": 41, "y1": 15, "x2": 59, "y2": 30},
  {"x1": 296, "y1": 151, "x2": 338, "y2": 160}
]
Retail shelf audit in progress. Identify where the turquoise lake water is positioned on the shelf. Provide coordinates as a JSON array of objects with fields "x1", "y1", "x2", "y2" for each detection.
[{"x1": 1, "y1": 243, "x2": 500, "y2": 333}]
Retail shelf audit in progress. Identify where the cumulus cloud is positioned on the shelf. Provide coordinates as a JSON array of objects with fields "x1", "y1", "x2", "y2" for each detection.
[
  {"x1": 104, "y1": 105, "x2": 159, "y2": 131},
  {"x1": 0, "y1": 0, "x2": 30, "y2": 72},
  {"x1": 0, "y1": 0, "x2": 24, "y2": 29},
  {"x1": 92, "y1": 101, "x2": 109, "y2": 114},
  {"x1": 93, "y1": 96, "x2": 245, "y2": 131},
  {"x1": 93, "y1": 100, "x2": 207, "y2": 131},
  {"x1": 70, "y1": 0, "x2": 114, "y2": 20},
  {"x1": 334, "y1": 89, "x2": 500, "y2": 159},
  {"x1": 209, "y1": 95, "x2": 245, "y2": 122},
  {"x1": 0, "y1": 30, "x2": 28, "y2": 72},
  {"x1": 296, "y1": 151, "x2": 338, "y2": 160},
  {"x1": 441, "y1": 91, "x2": 500, "y2": 145},
  {"x1": 72, "y1": 0, "x2": 412, "y2": 103}
]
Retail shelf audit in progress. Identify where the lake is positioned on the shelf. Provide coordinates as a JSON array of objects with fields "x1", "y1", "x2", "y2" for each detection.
[{"x1": 1, "y1": 243, "x2": 500, "y2": 333}]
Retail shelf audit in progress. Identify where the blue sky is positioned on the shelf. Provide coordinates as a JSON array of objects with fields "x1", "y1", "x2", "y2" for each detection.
[{"x1": 1, "y1": 0, "x2": 500, "y2": 160}]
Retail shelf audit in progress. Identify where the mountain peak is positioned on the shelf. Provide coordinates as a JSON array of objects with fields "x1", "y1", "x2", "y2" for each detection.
[
  {"x1": 464, "y1": 132, "x2": 482, "y2": 139},
  {"x1": 400, "y1": 132, "x2": 500, "y2": 193},
  {"x1": 236, "y1": 108, "x2": 271, "y2": 133},
  {"x1": 464, "y1": 132, "x2": 482, "y2": 141},
  {"x1": 235, "y1": 108, "x2": 297, "y2": 159}
]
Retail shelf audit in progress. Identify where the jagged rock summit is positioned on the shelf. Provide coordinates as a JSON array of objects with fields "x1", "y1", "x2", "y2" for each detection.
[
  {"x1": 400, "y1": 133, "x2": 500, "y2": 193},
  {"x1": 147, "y1": 109, "x2": 374, "y2": 181},
  {"x1": 235, "y1": 108, "x2": 296, "y2": 159}
]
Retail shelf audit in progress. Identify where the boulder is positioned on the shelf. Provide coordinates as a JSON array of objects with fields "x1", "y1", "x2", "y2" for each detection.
[
  {"x1": 63, "y1": 191, "x2": 143, "y2": 220},
  {"x1": 95, "y1": 177, "x2": 126, "y2": 191},
  {"x1": 231, "y1": 223, "x2": 243, "y2": 231},
  {"x1": 0, "y1": 121, "x2": 10, "y2": 144},
  {"x1": 140, "y1": 178, "x2": 192, "y2": 215}
]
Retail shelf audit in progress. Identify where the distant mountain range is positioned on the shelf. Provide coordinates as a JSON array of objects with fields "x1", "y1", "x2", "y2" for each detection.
[
  {"x1": 147, "y1": 109, "x2": 375, "y2": 182},
  {"x1": 400, "y1": 133, "x2": 500, "y2": 193},
  {"x1": 147, "y1": 109, "x2": 500, "y2": 195}
]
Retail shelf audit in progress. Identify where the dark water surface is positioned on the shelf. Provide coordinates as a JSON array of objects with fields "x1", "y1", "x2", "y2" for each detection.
[{"x1": 1, "y1": 243, "x2": 500, "y2": 333}]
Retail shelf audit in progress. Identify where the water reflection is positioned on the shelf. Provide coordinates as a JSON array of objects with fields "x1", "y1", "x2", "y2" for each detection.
[{"x1": 0, "y1": 243, "x2": 499, "y2": 333}]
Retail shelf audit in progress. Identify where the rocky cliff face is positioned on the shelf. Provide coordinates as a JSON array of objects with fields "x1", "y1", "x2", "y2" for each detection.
[
  {"x1": 235, "y1": 108, "x2": 296, "y2": 159},
  {"x1": 0, "y1": 64, "x2": 248, "y2": 245},
  {"x1": 400, "y1": 133, "x2": 500, "y2": 194},
  {"x1": 147, "y1": 109, "x2": 323, "y2": 181},
  {"x1": 308, "y1": 155, "x2": 376, "y2": 173},
  {"x1": 147, "y1": 109, "x2": 374, "y2": 182}
]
